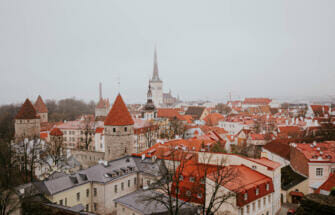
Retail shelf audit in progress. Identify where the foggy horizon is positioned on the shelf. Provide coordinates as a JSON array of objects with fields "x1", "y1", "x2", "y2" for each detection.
[{"x1": 1, "y1": 0, "x2": 335, "y2": 105}]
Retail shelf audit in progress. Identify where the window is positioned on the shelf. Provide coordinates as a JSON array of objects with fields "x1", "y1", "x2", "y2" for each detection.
[
  {"x1": 94, "y1": 188, "x2": 97, "y2": 196},
  {"x1": 189, "y1": 177, "x2": 195, "y2": 182},
  {"x1": 266, "y1": 211, "x2": 269, "y2": 215},
  {"x1": 59, "y1": 199, "x2": 63, "y2": 205},
  {"x1": 252, "y1": 202, "x2": 255, "y2": 211},
  {"x1": 124, "y1": 127, "x2": 127, "y2": 132},
  {"x1": 115, "y1": 202, "x2": 117, "y2": 208},
  {"x1": 147, "y1": 180, "x2": 151, "y2": 186},
  {"x1": 263, "y1": 197, "x2": 266, "y2": 206},
  {"x1": 114, "y1": 185, "x2": 118, "y2": 193},
  {"x1": 134, "y1": 177, "x2": 137, "y2": 185},
  {"x1": 256, "y1": 187, "x2": 259, "y2": 195},
  {"x1": 77, "y1": 192, "x2": 80, "y2": 201},
  {"x1": 268, "y1": 195, "x2": 271, "y2": 203},
  {"x1": 65, "y1": 198, "x2": 67, "y2": 206},
  {"x1": 113, "y1": 128, "x2": 116, "y2": 132},
  {"x1": 247, "y1": 205, "x2": 250, "y2": 213},
  {"x1": 94, "y1": 203, "x2": 97, "y2": 211},
  {"x1": 197, "y1": 193, "x2": 202, "y2": 198},
  {"x1": 244, "y1": 193, "x2": 248, "y2": 201},
  {"x1": 258, "y1": 199, "x2": 261, "y2": 209},
  {"x1": 122, "y1": 208, "x2": 125, "y2": 212},
  {"x1": 121, "y1": 182, "x2": 124, "y2": 191},
  {"x1": 86, "y1": 204, "x2": 89, "y2": 211},
  {"x1": 331, "y1": 168, "x2": 335, "y2": 174},
  {"x1": 266, "y1": 183, "x2": 270, "y2": 191},
  {"x1": 241, "y1": 208, "x2": 244, "y2": 215},
  {"x1": 316, "y1": 168, "x2": 323, "y2": 176},
  {"x1": 86, "y1": 189, "x2": 89, "y2": 197},
  {"x1": 186, "y1": 190, "x2": 191, "y2": 196},
  {"x1": 179, "y1": 175, "x2": 184, "y2": 181},
  {"x1": 128, "y1": 179, "x2": 130, "y2": 187}
]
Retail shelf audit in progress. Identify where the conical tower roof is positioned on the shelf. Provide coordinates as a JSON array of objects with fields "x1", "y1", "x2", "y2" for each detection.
[
  {"x1": 34, "y1": 95, "x2": 48, "y2": 113},
  {"x1": 104, "y1": 94, "x2": 134, "y2": 126},
  {"x1": 16, "y1": 99, "x2": 39, "y2": 119}
]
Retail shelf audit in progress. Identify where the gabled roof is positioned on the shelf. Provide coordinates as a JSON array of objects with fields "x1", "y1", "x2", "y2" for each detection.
[
  {"x1": 203, "y1": 113, "x2": 225, "y2": 126},
  {"x1": 34, "y1": 95, "x2": 48, "y2": 113},
  {"x1": 96, "y1": 98, "x2": 106, "y2": 109},
  {"x1": 15, "y1": 99, "x2": 39, "y2": 119},
  {"x1": 315, "y1": 173, "x2": 335, "y2": 194},
  {"x1": 50, "y1": 127, "x2": 63, "y2": 136},
  {"x1": 263, "y1": 141, "x2": 290, "y2": 160},
  {"x1": 104, "y1": 94, "x2": 134, "y2": 126},
  {"x1": 185, "y1": 106, "x2": 206, "y2": 120}
]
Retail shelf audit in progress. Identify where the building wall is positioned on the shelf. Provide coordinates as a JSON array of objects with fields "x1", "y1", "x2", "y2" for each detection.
[
  {"x1": 104, "y1": 125, "x2": 135, "y2": 161},
  {"x1": 116, "y1": 203, "x2": 141, "y2": 215},
  {"x1": 308, "y1": 162, "x2": 335, "y2": 193},
  {"x1": 37, "y1": 112, "x2": 48, "y2": 123},
  {"x1": 71, "y1": 149, "x2": 104, "y2": 168},
  {"x1": 282, "y1": 178, "x2": 309, "y2": 203},
  {"x1": 46, "y1": 182, "x2": 92, "y2": 211},
  {"x1": 15, "y1": 119, "x2": 40, "y2": 139},
  {"x1": 150, "y1": 81, "x2": 163, "y2": 107},
  {"x1": 261, "y1": 149, "x2": 290, "y2": 168}
]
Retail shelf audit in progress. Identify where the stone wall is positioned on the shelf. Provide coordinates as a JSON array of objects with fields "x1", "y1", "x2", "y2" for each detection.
[
  {"x1": 70, "y1": 149, "x2": 104, "y2": 168},
  {"x1": 15, "y1": 119, "x2": 40, "y2": 140}
]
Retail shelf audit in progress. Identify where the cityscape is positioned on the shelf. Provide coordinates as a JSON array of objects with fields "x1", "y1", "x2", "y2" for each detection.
[{"x1": 1, "y1": 1, "x2": 335, "y2": 215}]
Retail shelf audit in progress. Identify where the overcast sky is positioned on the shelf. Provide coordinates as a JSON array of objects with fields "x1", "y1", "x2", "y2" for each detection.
[{"x1": 1, "y1": 0, "x2": 335, "y2": 104}]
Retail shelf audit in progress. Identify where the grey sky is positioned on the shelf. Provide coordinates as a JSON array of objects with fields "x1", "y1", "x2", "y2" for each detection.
[{"x1": 1, "y1": 0, "x2": 334, "y2": 104}]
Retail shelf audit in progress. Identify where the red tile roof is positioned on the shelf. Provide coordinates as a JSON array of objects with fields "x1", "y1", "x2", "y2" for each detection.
[
  {"x1": 263, "y1": 141, "x2": 290, "y2": 160},
  {"x1": 96, "y1": 98, "x2": 106, "y2": 108},
  {"x1": 104, "y1": 94, "x2": 134, "y2": 126},
  {"x1": 34, "y1": 95, "x2": 48, "y2": 113},
  {"x1": 157, "y1": 108, "x2": 182, "y2": 119},
  {"x1": 294, "y1": 141, "x2": 335, "y2": 163},
  {"x1": 208, "y1": 165, "x2": 274, "y2": 207},
  {"x1": 315, "y1": 173, "x2": 335, "y2": 194},
  {"x1": 203, "y1": 113, "x2": 225, "y2": 126},
  {"x1": 310, "y1": 105, "x2": 330, "y2": 117},
  {"x1": 15, "y1": 99, "x2": 39, "y2": 119},
  {"x1": 40, "y1": 132, "x2": 48, "y2": 140},
  {"x1": 50, "y1": 127, "x2": 63, "y2": 136},
  {"x1": 243, "y1": 98, "x2": 272, "y2": 105}
]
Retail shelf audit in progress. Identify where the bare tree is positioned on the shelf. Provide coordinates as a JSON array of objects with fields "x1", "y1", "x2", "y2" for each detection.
[
  {"x1": 142, "y1": 148, "x2": 197, "y2": 215},
  {"x1": 168, "y1": 117, "x2": 187, "y2": 139},
  {"x1": 143, "y1": 123, "x2": 159, "y2": 149},
  {"x1": 80, "y1": 115, "x2": 95, "y2": 150}
]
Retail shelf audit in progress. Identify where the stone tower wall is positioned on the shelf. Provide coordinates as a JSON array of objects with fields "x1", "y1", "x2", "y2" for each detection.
[
  {"x1": 104, "y1": 125, "x2": 134, "y2": 161},
  {"x1": 15, "y1": 118, "x2": 40, "y2": 140},
  {"x1": 150, "y1": 81, "x2": 163, "y2": 107},
  {"x1": 37, "y1": 112, "x2": 48, "y2": 123}
]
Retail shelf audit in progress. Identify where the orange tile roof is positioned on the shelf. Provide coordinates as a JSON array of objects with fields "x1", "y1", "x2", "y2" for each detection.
[
  {"x1": 315, "y1": 173, "x2": 335, "y2": 194},
  {"x1": 243, "y1": 98, "x2": 272, "y2": 105},
  {"x1": 34, "y1": 95, "x2": 48, "y2": 113},
  {"x1": 208, "y1": 165, "x2": 274, "y2": 207},
  {"x1": 50, "y1": 127, "x2": 63, "y2": 136},
  {"x1": 295, "y1": 141, "x2": 335, "y2": 163},
  {"x1": 203, "y1": 113, "x2": 225, "y2": 126},
  {"x1": 40, "y1": 132, "x2": 48, "y2": 140},
  {"x1": 96, "y1": 98, "x2": 106, "y2": 108},
  {"x1": 15, "y1": 99, "x2": 39, "y2": 119},
  {"x1": 157, "y1": 108, "x2": 182, "y2": 119},
  {"x1": 104, "y1": 94, "x2": 134, "y2": 126}
]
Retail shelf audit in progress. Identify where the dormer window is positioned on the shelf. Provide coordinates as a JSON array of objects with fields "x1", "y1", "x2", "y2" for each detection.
[
  {"x1": 189, "y1": 177, "x2": 195, "y2": 182},
  {"x1": 256, "y1": 188, "x2": 259, "y2": 195},
  {"x1": 244, "y1": 193, "x2": 248, "y2": 201},
  {"x1": 200, "y1": 178, "x2": 205, "y2": 184},
  {"x1": 266, "y1": 183, "x2": 270, "y2": 191},
  {"x1": 179, "y1": 175, "x2": 183, "y2": 181},
  {"x1": 186, "y1": 190, "x2": 191, "y2": 197}
]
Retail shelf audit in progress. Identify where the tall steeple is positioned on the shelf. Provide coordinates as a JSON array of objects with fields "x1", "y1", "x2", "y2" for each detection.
[
  {"x1": 99, "y1": 82, "x2": 102, "y2": 100},
  {"x1": 152, "y1": 46, "x2": 161, "y2": 82}
]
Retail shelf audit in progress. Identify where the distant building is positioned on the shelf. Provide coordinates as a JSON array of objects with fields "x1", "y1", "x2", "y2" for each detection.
[
  {"x1": 95, "y1": 82, "x2": 110, "y2": 120},
  {"x1": 149, "y1": 48, "x2": 163, "y2": 107},
  {"x1": 15, "y1": 99, "x2": 41, "y2": 140},
  {"x1": 34, "y1": 95, "x2": 48, "y2": 123},
  {"x1": 141, "y1": 83, "x2": 157, "y2": 120}
]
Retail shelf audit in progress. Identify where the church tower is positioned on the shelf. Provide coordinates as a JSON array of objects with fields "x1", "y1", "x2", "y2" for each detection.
[
  {"x1": 141, "y1": 82, "x2": 157, "y2": 120},
  {"x1": 149, "y1": 47, "x2": 163, "y2": 107},
  {"x1": 104, "y1": 94, "x2": 134, "y2": 161},
  {"x1": 95, "y1": 82, "x2": 109, "y2": 119},
  {"x1": 15, "y1": 99, "x2": 41, "y2": 140},
  {"x1": 34, "y1": 95, "x2": 48, "y2": 123}
]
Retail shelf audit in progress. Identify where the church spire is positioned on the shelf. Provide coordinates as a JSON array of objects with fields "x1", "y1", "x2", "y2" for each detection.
[{"x1": 152, "y1": 46, "x2": 161, "y2": 81}]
